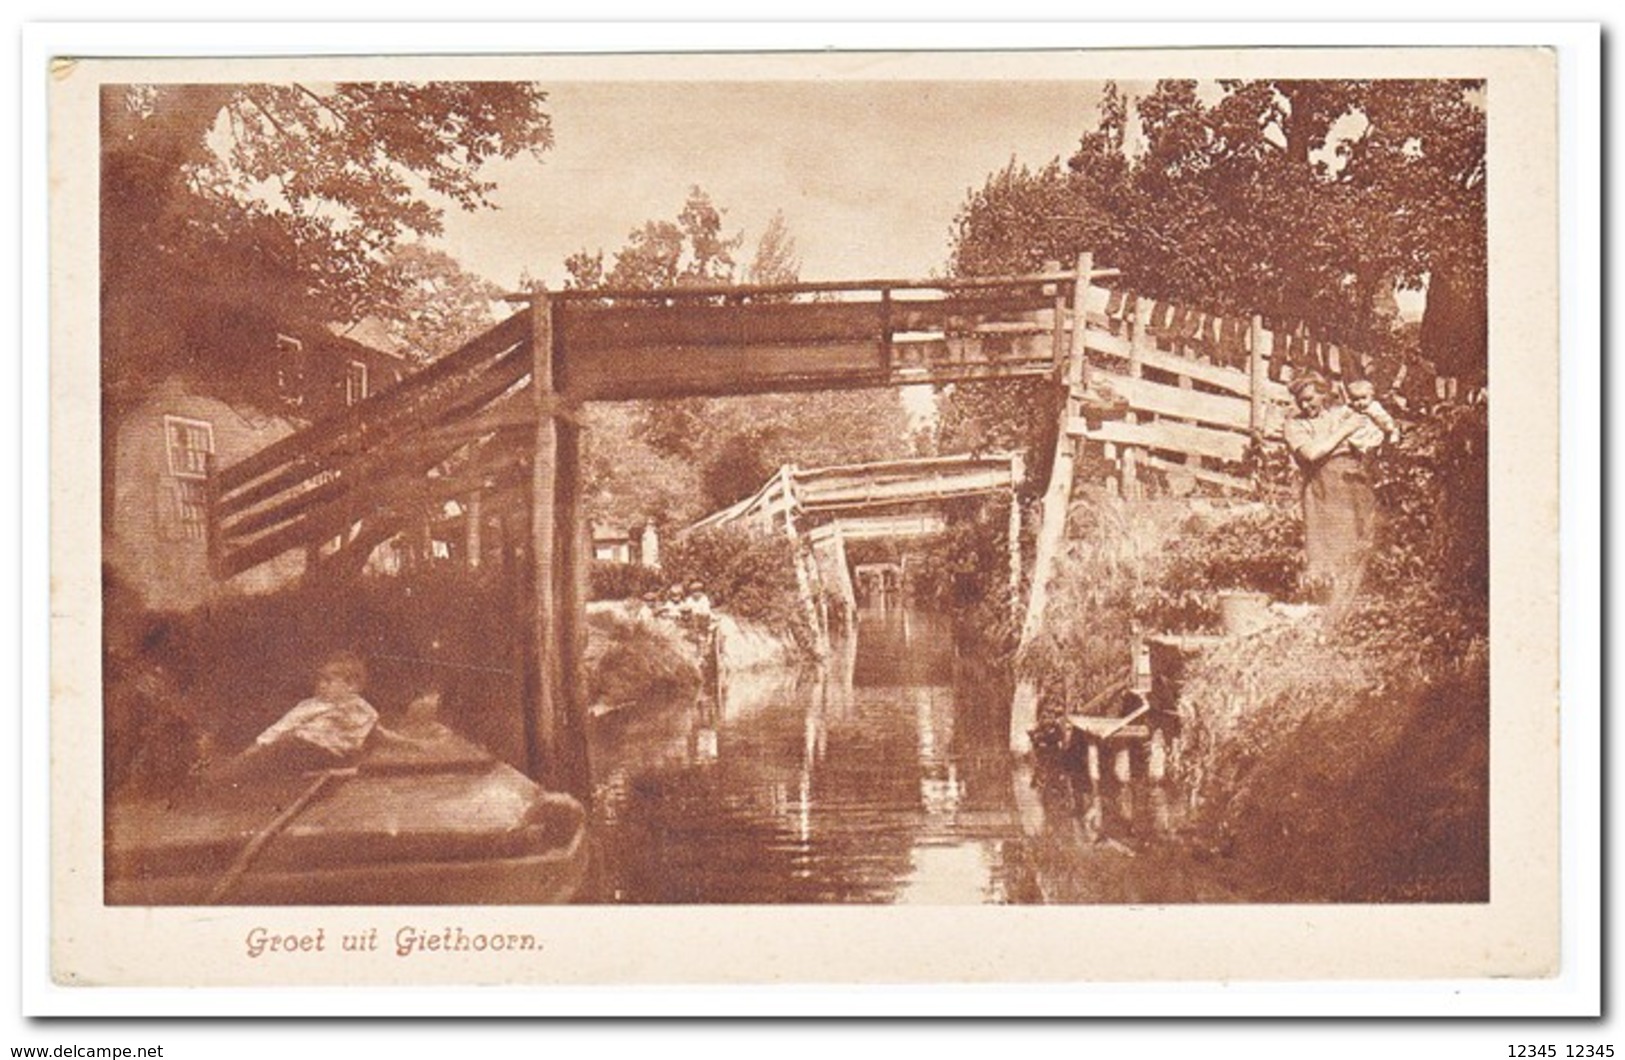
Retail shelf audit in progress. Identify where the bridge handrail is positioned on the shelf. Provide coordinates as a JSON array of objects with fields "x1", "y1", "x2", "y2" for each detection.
[
  {"x1": 506, "y1": 269, "x2": 1121, "y2": 305},
  {"x1": 792, "y1": 450, "x2": 1022, "y2": 482}
]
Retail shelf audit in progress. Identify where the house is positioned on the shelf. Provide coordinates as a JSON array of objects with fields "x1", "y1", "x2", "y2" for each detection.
[
  {"x1": 270, "y1": 322, "x2": 414, "y2": 422},
  {"x1": 591, "y1": 522, "x2": 660, "y2": 567},
  {"x1": 107, "y1": 322, "x2": 413, "y2": 612}
]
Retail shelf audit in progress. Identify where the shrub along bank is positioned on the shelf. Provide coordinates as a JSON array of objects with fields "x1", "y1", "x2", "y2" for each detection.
[
  {"x1": 1026, "y1": 404, "x2": 1489, "y2": 901},
  {"x1": 593, "y1": 523, "x2": 819, "y2": 658},
  {"x1": 904, "y1": 494, "x2": 1024, "y2": 662}
]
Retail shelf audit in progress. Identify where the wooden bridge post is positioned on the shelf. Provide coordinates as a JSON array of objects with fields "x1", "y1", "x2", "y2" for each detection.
[
  {"x1": 1043, "y1": 259, "x2": 1065, "y2": 372},
  {"x1": 1125, "y1": 296, "x2": 1150, "y2": 501},
  {"x1": 779, "y1": 465, "x2": 829, "y2": 656},
  {"x1": 1248, "y1": 313, "x2": 1269, "y2": 435},
  {"x1": 526, "y1": 294, "x2": 591, "y2": 799},
  {"x1": 466, "y1": 489, "x2": 483, "y2": 569},
  {"x1": 1010, "y1": 251, "x2": 1092, "y2": 755},
  {"x1": 1007, "y1": 451, "x2": 1024, "y2": 624}
]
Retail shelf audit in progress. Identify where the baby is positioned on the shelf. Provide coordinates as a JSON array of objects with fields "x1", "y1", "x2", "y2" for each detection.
[{"x1": 1345, "y1": 378, "x2": 1401, "y2": 453}]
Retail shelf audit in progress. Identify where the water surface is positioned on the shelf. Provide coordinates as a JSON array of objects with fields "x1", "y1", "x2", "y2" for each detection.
[{"x1": 588, "y1": 606, "x2": 1216, "y2": 904}]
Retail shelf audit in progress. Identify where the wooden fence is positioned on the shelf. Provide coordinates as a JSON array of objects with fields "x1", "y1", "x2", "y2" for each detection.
[{"x1": 1054, "y1": 283, "x2": 1433, "y2": 497}]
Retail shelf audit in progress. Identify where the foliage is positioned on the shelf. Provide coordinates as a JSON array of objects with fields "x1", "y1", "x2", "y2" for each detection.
[
  {"x1": 583, "y1": 607, "x2": 700, "y2": 712},
  {"x1": 659, "y1": 525, "x2": 814, "y2": 650},
  {"x1": 101, "y1": 82, "x2": 552, "y2": 407},
  {"x1": 565, "y1": 186, "x2": 740, "y2": 293},
  {"x1": 947, "y1": 78, "x2": 1486, "y2": 374},
  {"x1": 372, "y1": 243, "x2": 504, "y2": 363},
  {"x1": 932, "y1": 378, "x2": 1056, "y2": 497},
  {"x1": 1174, "y1": 617, "x2": 1487, "y2": 902},
  {"x1": 584, "y1": 387, "x2": 915, "y2": 530},
  {"x1": 580, "y1": 402, "x2": 705, "y2": 527},
  {"x1": 1020, "y1": 492, "x2": 1188, "y2": 715},
  {"x1": 589, "y1": 560, "x2": 667, "y2": 603},
  {"x1": 938, "y1": 79, "x2": 1488, "y2": 581},
  {"x1": 1340, "y1": 401, "x2": 1489, "y2": 667},
  {"x1": 568, "y1": 192, "x2": 913, "y2": 527},
  {"x1": 746, "y1": 210, "x2": 803, "y2": 290},
  {"x1": 948, "y1": 158, "x2": 1100, "y2": 279},
  {"x1": 1039, "y1": 403, "x2": 1491, "y2": 900},
  {"x1": 700, "y1": 425, "x2": 785, "y2": 511},
  {"x1": 906, "y1": 496, "x2": 1022, "y2": 661},
  {"x1": 1139, "y1": 505, "x2": 1306, "y2": 631}
]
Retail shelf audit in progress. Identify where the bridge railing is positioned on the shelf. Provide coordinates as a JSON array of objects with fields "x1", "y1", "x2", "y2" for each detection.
[{"x1": 207, "y1": 313, "x2": 536, "y2": 580}]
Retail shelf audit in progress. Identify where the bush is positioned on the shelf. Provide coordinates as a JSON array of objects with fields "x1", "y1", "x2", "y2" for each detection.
[
  {"x1": 1360, "y1": 403, "x2": 1489, "y2": 655},
  {"x1": 583, "y1": 607, "x2": 699, "y2": 711},
  {"x1": 1175, "y1": 617, "x2": 1488, "y2": 902},
  {"x1": 1021, "y1": 491, "x2": 1183, "y2": 716},
  {"x1": 906, "y1": 496, "x2": 1021, "y2": 661},
  {"x1": 589, "y1": 560, "x2": 666, "y2": 602},
  {"x1": 1022, "y1": 492, "x2": 1304, "y2": 720},
  {"x1": 1136, "y1": 504, "x2": 1306, "y2": 631},
  {"x1": 659, "y1": 524, "x2": 815, "y2": 651}
]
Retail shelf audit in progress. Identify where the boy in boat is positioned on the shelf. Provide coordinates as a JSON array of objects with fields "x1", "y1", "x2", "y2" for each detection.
[
  {"x1": 226, "y1": 650, "x2": 378, "y2": 778},
  {"x1": 223, "y1": 650, "x2": 423, "y2": 780}
]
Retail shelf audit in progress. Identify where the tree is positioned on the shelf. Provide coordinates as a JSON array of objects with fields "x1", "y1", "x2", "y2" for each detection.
[
  {"x1": 745, "y1": 210, "x2": 801, "y2": 288},
  {"x1": 374, "y1": 243, "x2": 504, "y2": 363},
  {"x1": 567, "y1": 194, "x2": 913, "y2": 525},
  {"x1": 566, "y1": 186, "x2": 743, "y2": 294},
  {"x1": 579, "y1": 403, "x2": 703, "y2": 528},
  {"x1": 950, "y1": 78, "x2": 1486, "y2": 373},
  {"x1": 941, "y1": 78, "x2": 1487, "y2": 497},
  {"x1": 100, "y1": 81, "x2": 553, "y2": 544},
  {"x1": 101, "y1": 81, "x2": 553, "y2": 407},
  {"x1": 949, "y1": 158, "x2": 1097, "y2": 279}
]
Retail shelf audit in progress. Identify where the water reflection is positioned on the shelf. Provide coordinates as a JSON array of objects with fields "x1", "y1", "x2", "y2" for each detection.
[{"x1": 587, "y1": 606, "x2": 1193, "y2": 904}]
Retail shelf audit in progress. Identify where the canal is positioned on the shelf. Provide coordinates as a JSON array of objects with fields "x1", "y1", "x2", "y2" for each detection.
[{"x1": 586, "y1": 606, "x2": 1232, "y2": 904}]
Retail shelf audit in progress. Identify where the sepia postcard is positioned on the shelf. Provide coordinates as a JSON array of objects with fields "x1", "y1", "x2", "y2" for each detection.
[{"x1": 42, "y1": 38, "x2": 1571, "y2": 1002}]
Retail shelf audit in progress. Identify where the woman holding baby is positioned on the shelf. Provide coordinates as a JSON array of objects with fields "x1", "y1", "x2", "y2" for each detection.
[{"x1": 1282, "y1": 372, "x2": 1396, "y2": 606}]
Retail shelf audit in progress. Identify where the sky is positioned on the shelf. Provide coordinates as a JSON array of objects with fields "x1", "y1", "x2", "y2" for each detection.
[
  {"x1": 431, "y1": 78, "x2": 1433, "y2": 320},
  {"x1": 432, "y1": 79, "x2": 1134, "y2": 291}
]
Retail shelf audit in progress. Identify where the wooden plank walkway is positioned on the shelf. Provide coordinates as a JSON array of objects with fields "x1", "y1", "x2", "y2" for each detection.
[{"x1": 1066, "y1": 715, "x2": 1153, "y2": 742}]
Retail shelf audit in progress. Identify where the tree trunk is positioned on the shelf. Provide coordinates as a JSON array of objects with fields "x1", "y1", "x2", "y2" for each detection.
[{"x1": 1419, "y1": 258, "x2": 1487, "y2": 386}]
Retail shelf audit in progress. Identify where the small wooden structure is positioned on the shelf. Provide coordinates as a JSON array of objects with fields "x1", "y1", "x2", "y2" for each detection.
[
  {"x1": 688, "y1": 451, "x2": 1027, "y2": 535},
  {"x1": 1065, "y1": 713, "x2": 1175, "y2": 786}
]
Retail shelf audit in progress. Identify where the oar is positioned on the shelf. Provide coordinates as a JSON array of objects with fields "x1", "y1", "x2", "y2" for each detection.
[{"x1": 204, "y1": 767, "x2": 356, "y2": 905}]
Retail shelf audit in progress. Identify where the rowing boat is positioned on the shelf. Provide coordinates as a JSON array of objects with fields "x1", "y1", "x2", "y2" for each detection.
[{"x1": 105, "y1": 730, "x2": 589, "y2": 906}]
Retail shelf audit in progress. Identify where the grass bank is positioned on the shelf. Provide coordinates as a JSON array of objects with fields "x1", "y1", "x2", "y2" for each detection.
[{"x1": 1025, "y1": 403, "x2": 1489, "y2": 902}]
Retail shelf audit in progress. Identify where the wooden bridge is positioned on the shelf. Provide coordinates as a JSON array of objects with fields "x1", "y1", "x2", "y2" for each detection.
[
  {"x1": 688, "y1": 452, "x2": 1024, "y2": 533},
  {"x1": 686, "y1": 451, "x2": 1026, "y2": 641},
  {"x1": 203, "y1": 253, "x2": 1398, "y2": 790}
]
